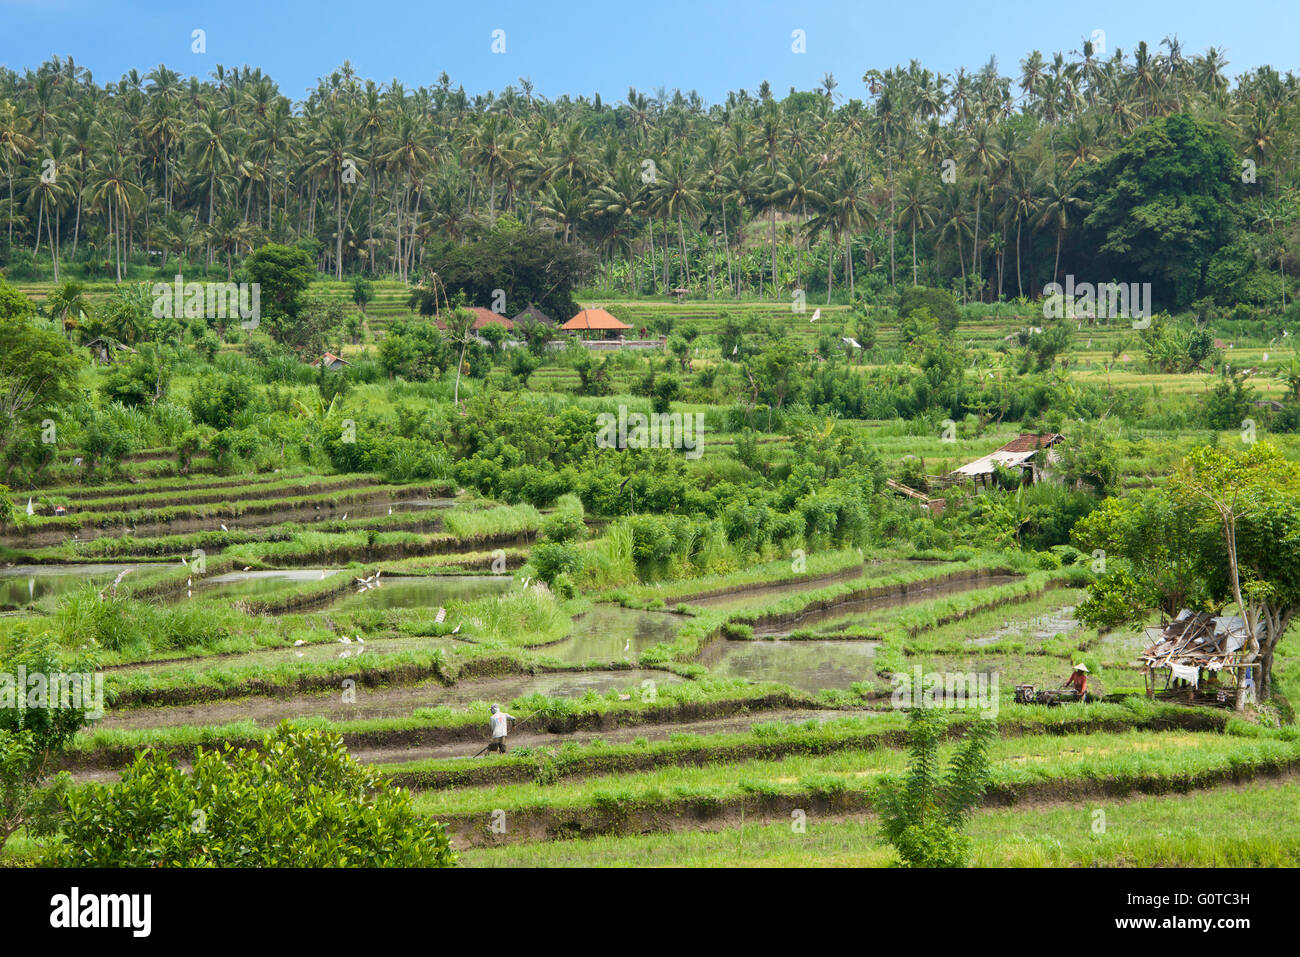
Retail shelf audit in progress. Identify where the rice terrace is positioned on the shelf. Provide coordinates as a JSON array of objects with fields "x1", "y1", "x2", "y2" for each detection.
[{"x1": 0, "y1": 0, "x2": 1298, "y2": 906}]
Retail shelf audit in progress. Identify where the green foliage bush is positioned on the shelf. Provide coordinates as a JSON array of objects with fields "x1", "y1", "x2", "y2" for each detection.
[
  {"x1": 0, "y1": 630, "x2": 96, "y2": 851},
  {"x1": 48, "y1": 723, "x2": 456, "y2": 867},
  {"x1": 875, "y1": 707, "x2": 996, "y2": 868}
]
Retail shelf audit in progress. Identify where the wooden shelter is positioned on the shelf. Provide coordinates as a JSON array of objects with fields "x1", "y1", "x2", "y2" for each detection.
[
  {"x1": 950, "y1": 433, "x2": 1063, "y2": 489},
  {"x1": 1139, "y1": 610, "x2": 1261, "y2": 707},
  {"x1": 309, "y1": 352, "x2": 350, "y2": 371},
  {"x1": 885, "y1": 479, "x2": 946, "y2": 516}
]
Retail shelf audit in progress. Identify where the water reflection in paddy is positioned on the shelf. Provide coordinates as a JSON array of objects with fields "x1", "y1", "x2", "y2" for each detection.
[
  {"x1": 539, "y1": 605, "x2": 685, "y2": 664},
  {"x1": 697, "y1": 638, "x2": 880, "y2": 693},
  {"x1": 756, "y1": 574, "x2": 1021, "y2": 636},
  {"x1": 333, "y1": 575, "x2": 512, "y2": 610},
  {"x1": 0, "y1": 563, "x2": 145, "y2": 606}
]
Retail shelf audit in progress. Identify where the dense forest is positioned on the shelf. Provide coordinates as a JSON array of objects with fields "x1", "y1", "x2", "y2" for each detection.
[{"x1": 1, "y1": 40, "x2": 1297, "y2": 312}]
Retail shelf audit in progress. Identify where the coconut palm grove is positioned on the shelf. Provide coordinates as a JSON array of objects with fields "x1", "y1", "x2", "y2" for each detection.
[{"x1": 0, "y1": 2, "x2": 1298, "y2": 900}]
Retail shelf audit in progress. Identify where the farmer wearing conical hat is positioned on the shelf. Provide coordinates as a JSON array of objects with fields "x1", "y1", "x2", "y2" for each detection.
[{"x1": 1063, "y1": 664, "x2": 1089, "y2": 696}]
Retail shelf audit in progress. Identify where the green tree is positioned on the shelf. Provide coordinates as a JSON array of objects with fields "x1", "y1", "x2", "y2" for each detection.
[
  {"x1": 245, "y1": 243, "x2": 317, "y2": 347},
  {"x1": 1080, "y1": 114, "x2": 1237, "y2": 308},
  {"x1": 0, "y1": 280, "x2": 82, "y2": 478},
  {"x1": 1072, "y1": 490, "x2": 1211, "y2": 625},
  {"x1": 351, "y1": 275, "x2": 373, "y2": 312},
  {"x1": 1170, "y1": 442, "x2": 1300, "y2": 703},
  {"x1": 898, "y1": 286, "x2": 959, "y2": 335}
]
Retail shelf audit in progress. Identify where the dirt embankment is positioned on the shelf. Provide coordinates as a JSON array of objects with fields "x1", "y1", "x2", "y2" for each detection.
[
  {"x1": 2, "y1": 485, "x2": 448, "y2": 547},
  {"x1": 669, "y1": 563, "x2": 866, "y2": 605},
  {"x1": 256, "y1": 531, "x2": 534, "y2": 568},
  {"x1": 59, "y1": 476, "x2": 381, "y2": 513},
  {"x1": 385, "y1": 709, "x2": 1230, "y2": 790},
  {"x1": 741, "y1": 567, "x2": 1023, "y2": 636},
  {"x1": 443, "y1": 744, "x2": 1293, "y2": 849},
  {"x1": 64, "y1": 692, "x2": 811, "y2": 773}
]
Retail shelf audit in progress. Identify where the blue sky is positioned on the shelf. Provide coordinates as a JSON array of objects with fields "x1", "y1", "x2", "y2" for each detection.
[{"x1": 0, "y1": 0, "x2": 1295, "y2": 103}]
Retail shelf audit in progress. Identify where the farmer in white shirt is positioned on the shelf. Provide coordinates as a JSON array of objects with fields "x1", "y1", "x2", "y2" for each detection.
[{"x1": 487, "y1": 704, "x2": 516, "y2": 754}]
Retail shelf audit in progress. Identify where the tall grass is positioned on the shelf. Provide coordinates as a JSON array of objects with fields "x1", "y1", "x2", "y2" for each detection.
[
  {"x1": 459, "y1": 585, "x2": 569, "y2": 647},
  {"x1": 441, "y1": 503, "x2": 541, "y2": 539},
  {"x1": 55, "y1": 587, "x2": 235, "y2": 655},
  {"x1": 577, "y1": 521, "x2": 637, "y2": 590}
]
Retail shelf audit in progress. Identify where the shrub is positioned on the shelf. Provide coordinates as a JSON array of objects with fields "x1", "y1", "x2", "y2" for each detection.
[
  {"x1": 531, "y1": 542, "x2": 581, "y2": 584},
  {"x1": 898, "y1": 286, "x2": 959, "y2": 334},
  {"x1": 0, "y1": 630, "x2": 97, "y2": 852},
  {"x1": 48, "y1": 723, "x2": 455, "y2": 867},
  {"x1": 541, "y1": 494, "x2": 587, "y2": 544},
  {"x1": 189, "y1": 372, "x2": 256, "y2": 429},
  {"x1": 874, "y1": 707, "x2": 995, "y2": 868}
]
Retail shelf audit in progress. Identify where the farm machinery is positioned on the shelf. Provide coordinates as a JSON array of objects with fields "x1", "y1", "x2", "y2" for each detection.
[{"x1": 1014, "y1": 684, "x2": 1083, "y2": 706}]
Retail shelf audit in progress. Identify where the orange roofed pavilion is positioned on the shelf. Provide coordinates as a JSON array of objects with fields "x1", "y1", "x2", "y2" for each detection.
[{"x1": 562, "y1": 308, "x2": 632, "y2": 336}]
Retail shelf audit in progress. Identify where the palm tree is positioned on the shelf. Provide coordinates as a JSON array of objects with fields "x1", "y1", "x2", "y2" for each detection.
[
  {"x1": 86, "y1": 153, "x2": 141, "y2": 280},
  {"x1": 189, "y1": 105, "x2": 234, "y2": 230},
  {"x1": 751, "y1": 105, "x2": 786, "y2": 295},
  {"x1": 963, "y1": 119, "x2": 1004, "y2": 300},
  {"x1": 1037, "y1": 173, "x2": 1087, "y2": 286},
  {"x1": 0, "y1": 100, "x2": 35, "y2": 245},
  {"x1": 1004, "y1": 163, "x2": 1042, "y2": 297},
  {"x1": 808, "y1": 157, "x2": 874, "y2": 299},
  {"x1": 936, "y1": 185, "x2": 972, "y2": 302},
  {"x1": 45, "y1": 279, "x2": 90, "y2": 338},
  {"x1": 783, "y1": 153, "x2": 823, "y2": 295},
  {"x1": 443, "y1": 305, "x2": 476, "y2": 410},
  {"x1": 460, "y1": 113, "x2": 520, "y2": 219},
  {"x1": 306, "y1": 113, "x2": 359, "y2": 278},
  {"x1": 897, "y1": 167, "x2": 938, "y2": 285},
  {"x1": 649, "y1": 154, "x2": 702, "y2": 288},
  {"x1": 23, "y1": 141, "x2": 71, "y2": 279},
  {"x1": 537, "y1": 178, "x2": 588, "y2": 244},
  {"x1": 381, "y1": 110, "x2": 435, "y2": 282},
  {"x1": 591, "y1": 161, "x2": 647, "y2": 294}
]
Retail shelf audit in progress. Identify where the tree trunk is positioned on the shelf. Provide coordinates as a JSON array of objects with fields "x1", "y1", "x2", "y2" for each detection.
[
  {"x1": 721, "y1": 204, "x2": 733, "y2": 296},
  {"x1": 911, "y1": 220, "x2": 918, "y2": 285},
  {"x1": 1015, "y1": 219, "x2": 1023, "y2": 298},
  {"x1": 769, "y1": 207, "x2": 777, "y2": 296},
  {"x1": 336, "y1": 179, "x2": 343, "y2": 280},
  {"x1": 827, "y1": 233, "x2": 834, "y2": 299},
  {"x1": 647, "y1": 221, "x2": 656, "y2": 296},
  {"x1": 678, "y1": 209, "x2": 689, "y2": 287}
]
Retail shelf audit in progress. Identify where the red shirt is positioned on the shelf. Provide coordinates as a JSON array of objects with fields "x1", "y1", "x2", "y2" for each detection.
[{"x1": 1066, "y1": 671, "x2": 1088, "y2": 694}]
